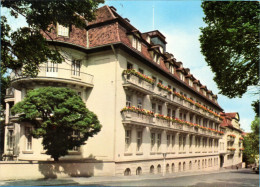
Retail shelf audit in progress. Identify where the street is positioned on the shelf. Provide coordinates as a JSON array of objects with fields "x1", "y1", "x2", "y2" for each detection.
[
  {"x1": 1, "y1": 169, "x2": 259, "y2": 186},
  {"x1": 79, "y1": 169, "x2": 259, "y2": 187}
]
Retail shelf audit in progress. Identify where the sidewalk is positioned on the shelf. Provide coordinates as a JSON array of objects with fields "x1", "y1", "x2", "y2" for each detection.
[{"x1": 0, "y1": 168, "x2": 247, "y2": 186}]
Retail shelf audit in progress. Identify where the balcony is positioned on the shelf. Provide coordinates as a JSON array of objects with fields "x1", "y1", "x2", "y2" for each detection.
[
  {"x1": 11, "y1": 67, "x2": 94, "y2": 90},
  {"x1": 121, "y1": 110, "x2": 153, "y2": 126},
  {"x1": 227, "y1": 148, "x2": 236, "y2": 154},
  {"x1": 123, "y1": 74, "x2": 153, "y2": 95}
]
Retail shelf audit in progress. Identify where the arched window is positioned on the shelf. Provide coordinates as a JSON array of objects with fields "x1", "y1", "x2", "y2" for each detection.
[
  {"x1": 124, "y1": 168, "x2": 131, "y2": 176},
  {"x1": 198, "y1": 160, "x2": 200, "y2": 169},
  {"x1": 202, "y1": 159, "x2": 204, "y2": 168},
  {"x1": 157, "y1": 164, "x2": 161, "y2": 173},
  {"x1": 189, "y1": 161, "x2": 192, "y2": 170},
  {"x1": 178, "y1": 162, "x2": 182, "y2": 172},
  {"x1": 183, "y1": 162, "x2": 186, "y2": 171},
  {"x1": 136, "y1": 167, "x2": 142, "y2": 175},
  {"x1": 171, "y1": 163, "x2": 175, "y2": 173},
  {"x1": 150, "y1": 165, "x2": 154, "y2": 174},
  {"x1": 166, "y1": 164, "x2": 170, "y2": 173}
]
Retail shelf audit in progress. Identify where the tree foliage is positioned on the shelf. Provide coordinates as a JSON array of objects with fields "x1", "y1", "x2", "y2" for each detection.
[
  {"x1": 11, "y1": 87, "x2": 102, "y2": 161},
  {"x1": 243, "y1": 117, "x2": 259, "y2": 164},
  {"x1": 200, "y1": 1, "x2": 259, "y2": 98}
]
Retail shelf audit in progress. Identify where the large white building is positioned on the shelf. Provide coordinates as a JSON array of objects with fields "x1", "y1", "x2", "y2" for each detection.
[{"x1": 3, "y1": 6, "x2": 243, "y2": 176}]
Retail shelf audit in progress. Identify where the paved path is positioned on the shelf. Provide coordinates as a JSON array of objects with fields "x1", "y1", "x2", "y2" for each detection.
[{"x1": 1, "y1": 168, "x2": 258, "y2": 186}]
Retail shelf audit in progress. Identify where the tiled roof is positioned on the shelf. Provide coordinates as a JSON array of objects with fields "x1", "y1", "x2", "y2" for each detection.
[
  {"x1": 225, "y1": 112, "x2": 238, "y2": 119},
  {"x1": 44, "y1": 5, "x2": 223, "y2": 111}
]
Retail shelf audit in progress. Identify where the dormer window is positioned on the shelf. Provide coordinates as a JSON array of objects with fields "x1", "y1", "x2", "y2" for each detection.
[
  {"x1": 170, "y1": 65, "x2": 174, "y2": 74},
  {"x1": 180, "y1": 73, "x2": 185, "y2": 81},
  {"x1": 132, "y1": 36, "x2": 142, "y2": 52},
  {"x1": 196, "y1": 85, "x2": 200, "y2": 92},
  {"x1": 209, "y1": 95, "x2": 212, "y2": 100},
  {"x1": 153, "y1": 53, "x2": 160, "y2": 64},
  {"x1": 57, "y1": 23, "x2": 69, "y2": 37},
  {"x1": 189, "y1": 79, "x2": 193, "y2": 87},
  {"x1": 203, "y1": 90, "x2": 206, "y2": 96}
]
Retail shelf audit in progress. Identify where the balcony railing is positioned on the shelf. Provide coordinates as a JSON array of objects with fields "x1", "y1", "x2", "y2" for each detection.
[
  {"x1": 121, "y1": 110, "x2": 222, "y2": 138},
  {"x1": 10, "y1": 67, "x2": 94, "y2": 88},
  {"x1": 123, "y1": 74, "x2": 153, "y2": 95}
]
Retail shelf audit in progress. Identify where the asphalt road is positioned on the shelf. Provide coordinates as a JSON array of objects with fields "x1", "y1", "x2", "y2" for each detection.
[{"x1": 83, "y1": 169, "x2": 259, "y2": 187}]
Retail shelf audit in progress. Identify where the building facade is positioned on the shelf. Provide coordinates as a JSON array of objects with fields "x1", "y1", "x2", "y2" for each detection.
[
  {"x1": 3, "y1": 6, "x2": 242, "y2": 176},
  {"x1": 219, "y1": 113, "x2": 244, "y2": 169}
]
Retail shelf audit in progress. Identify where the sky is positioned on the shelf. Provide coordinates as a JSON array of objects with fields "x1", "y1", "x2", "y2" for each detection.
[
  {"x1": 2, "y1": 1, "x2": 258, "y2": 132},
  {"x1": 102, "y1": 0, "x2": 258, "y2": 132}
]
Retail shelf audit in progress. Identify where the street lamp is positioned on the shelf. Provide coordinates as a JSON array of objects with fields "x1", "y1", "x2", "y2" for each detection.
[{"x1": 163, "y1": 152, "x2": 167, "y2": 176}]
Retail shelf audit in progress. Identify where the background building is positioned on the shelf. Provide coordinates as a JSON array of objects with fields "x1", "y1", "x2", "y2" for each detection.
[
  {"x1": 2, "y1": 5, "x2": 242, "y2": 176},
  {"x1": 219, "y1": 112, "x2": 244, "y2": 168}
]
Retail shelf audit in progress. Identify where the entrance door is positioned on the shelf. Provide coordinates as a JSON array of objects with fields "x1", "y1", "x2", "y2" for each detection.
[{"x1": 220, "y1": 155, "x2": 224, "y2": 168}]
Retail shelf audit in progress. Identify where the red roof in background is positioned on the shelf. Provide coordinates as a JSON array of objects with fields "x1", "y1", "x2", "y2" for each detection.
[{"x1": 225, "y1": 112, "x2": 238, "y2": 119}]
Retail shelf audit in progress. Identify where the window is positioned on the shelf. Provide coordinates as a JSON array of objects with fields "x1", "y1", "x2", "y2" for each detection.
[
  {"x1": 71, "y1": 131, "x2": 80, "y2": 151},
  {"x1": 190, "y1": 115, "x2": 193, "y2": 123},
  {"x1": 183, "y1": 113, "x2": 186, "y2": 121},
  {"x1": 167, "y1": 108, "x2": 171, "y2": 117},
  {"x1": 158, "y1": 105, "x2": 162, "y2": 115},
  {"x1": 25, "y1": 127, "x2": 32, "y2": 150},
  {"x1": 137, "y1": 97, "x2": 142, "y2": 109},
  {"x1": 157, "y1": 133, "x2": 161, "y2": 150},
  {"x1": 137, "y1": 131, "x2": 142, "y2": 151},
  {"x1": 203, "y1": 90, "x2": 206, "y2": 96},
  {"x1": 46, "y1": 62, "x2": 58, "y2": 72},
  {"x1": 126, "y1": 95, "x2": 132, "y2": 107},
  {"x1": 180, "y1": 73, "x2": 184, "y2": 81},
  {"x1": 57, "y1": 23, "x2": 69, "y2": 37},
  {"x1": 151, "y1": 133, "x2": 155, "y2": 151},
  {"x1": 124, "y1": 168, "x2": 131, "y2": 176},
  {"x1": 179, "y1": 113, "x2": 183, "y2": 120},
  {"x1": 157, "y1": 164, "x2": 161, "y2": 173},
  {"x1": 125, "y1": 129, "x2": 131, "y2": 151},
  {"x1": 172, "y1": 134, "x2": 175, "y2": 148},
  {"x1": 170, "y1": 65, "x2": 174, "y2": 74},
  {"x1": 127, "y1": 62, "x2": 133, "y2": 70},
  {"x1": 138, "y1": 68, "x2": 144, "y2": 74},
  {"x1": 196, "y1": 85, "x2": 200, "y2": 92},
  {"x1": 152, "y1": 103, "x2": 156, "y2": 113},
  {"x1": 179, "y1": 135, "x2": 182, "y2": 150},
  {"x1": 132, "y1": 37, "x2": 137, "y2": 48},
  {"x1": 150, "y1": 165, "x2": 154, "y2": 174},
  {"x1": 7, "y1": 130, "x2": 14, "y2": 149},
  {"x1": 137, "y1": 41, "x2": 142, "y2": 51},
  {"x1": 172, "y1": 110, "x2": 176, "y2": 118},
  {"x1": 189, "y1": 79, "x2": 193, "y2": 87},
  {"x1": 153, "y1": 53, "x2": 160, "y2": 64},
  {"x1": 167, "y1": 135, "x2": 171, "y2": 147},
  {"x1": 136, "y1": 167, "x2": 142, "y2": 175},
  {"x1": 189, "y1": 135, "x2": 192, "y2": 147},
  {"x1": 72, "y1": 60, "x2": 81, "y2": 76},
  {"x1": 132, "y1": 37, "x2": 142, "y2": 52}
]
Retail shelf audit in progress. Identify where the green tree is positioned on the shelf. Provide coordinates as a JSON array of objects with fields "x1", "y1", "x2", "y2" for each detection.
[
  {"x1": 243, "y1": 117, "x2": 259, "y2": 164},
  {"x1": 1, "y1": 0, "x2": 104, "y2": 107},
  {"x1": 200, "y1": 1, "x2": 259, "y2": 98},
  {"x1": 11, "y1": 87, "x2": 102, "y2": 161}
]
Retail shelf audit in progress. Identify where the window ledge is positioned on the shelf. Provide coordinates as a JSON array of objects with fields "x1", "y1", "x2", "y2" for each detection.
[
  {"x1": 124, "y1": 152, "x2": 133, "y2": 156},
  {"x1": 22, "y1": 150, "x2": 33, "y2": 154},
  {"x1": 68, "y1": 151, "x2": 81, "y2": 155}
]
